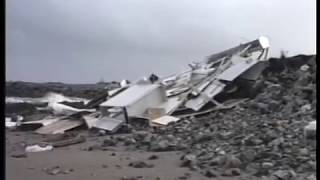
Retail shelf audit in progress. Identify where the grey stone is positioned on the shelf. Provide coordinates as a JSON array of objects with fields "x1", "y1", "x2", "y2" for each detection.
[
  {"x1": 204, "y1": 170, "x2": 217, "y2": 177},
  {"x1": 124, "y1": 138, "x2": 137, "y2": 146},
  {"x1": 128, "y1": 161, "x2": 154, "y2": 168},
  {"x1": 262, "y1": 162, "x2": 274, "y2": 169},
  {"x1": 180, "y1": 154, "x2": 197, "y2": 167},
  {"x1": 222, "y1": 168, "x2": 241, "y2": 177},
  {"x1": 306, "y1": 174, "x2": 316, "y2": 180},
  {"x1": 102, "y1": 137, "x2": 117, "y2": 146},
  {"x1": 224, "y1": 155, "x2": 241, "y2": 169},
  {"x1": 272, "y1": 170, "x2": 290, "y2": 180},
  {"x1": 148, "y1": 155, "x2": 159, "y2": 160},
  {"x1": 150, "y1": 140, "x2": 173, "y2": 152}
]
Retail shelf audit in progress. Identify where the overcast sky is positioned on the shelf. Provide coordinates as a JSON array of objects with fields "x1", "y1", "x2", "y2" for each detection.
[{"x1": 6, "y1": 0, "x2": 316, "y2": 83}]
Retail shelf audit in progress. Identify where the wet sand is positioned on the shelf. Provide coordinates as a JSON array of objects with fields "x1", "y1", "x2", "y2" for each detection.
[{"x1": 6, "y1": 130, "x2": 241, "y2": 180}]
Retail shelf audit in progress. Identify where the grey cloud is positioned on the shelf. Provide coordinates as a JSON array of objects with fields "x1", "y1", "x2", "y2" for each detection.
[{"x1": 6, "y1": 0, "x2": 316, "y2": 83}]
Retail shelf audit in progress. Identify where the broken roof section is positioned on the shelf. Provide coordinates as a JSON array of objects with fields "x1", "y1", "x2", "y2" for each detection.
[
  {"x1": 206, "y1": 36, "x2": 270, "y2": 64},
  {"x1": 101, "y1": 84, "x2": 166, "y2": 107}
]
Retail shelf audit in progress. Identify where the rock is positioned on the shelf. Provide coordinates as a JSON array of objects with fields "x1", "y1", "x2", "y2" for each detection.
[
  {"x1": 61, "y1": 168, "x2": 74, "y2": 174},
  {"x1": 43, "y1": 166, "x2": 73, "y2": 175},
  {"x1": 300, "y1": 65, "x2": 310, "y2": 71},
  {"x1": 306, "y1": 174, "x2": 316, "y2": 180},
  {"x1": 180, "y1": 154, "x2": 197, "y2": 167},
  {"x1": 150, "y1": 140, "x2": 173, "y2": 152},
  {"x1": 124, "y1": 137, "x2": 136, "y2": 145},
  {"x1": 128, "y1": 161, "x2": 154, "y2": 168},
  {"x1": 102, "y1": 164, "x2": 108, "y2": 168},
  {"x1": 256, "y1": 102, "x2": 270, "y2": 114},
  {"x1": 102, "y1": 137, "x2": 117, "y2": 146},
  {"x1": 133, "y1": 131, "x2": 149, "y2": 141},
  {"x1": 11, "y1": 151, "x2": 27, "y2": 158},
  {"x1": 121, "y1": 176, "x2": 144, "y2": 180},
  {"x1": 301, "y1": 104, "x2": 312, "y2": 112},
  {"x1": 239, "y1": 150, "x2": 256, "y2": 163},
  {"x1": 177, "y1": 176, "x2": 188, "y2": 180},
  {"x1": 222, "y1": 168, "x2": 241, "y2": 177},
  {"x1": 204, "y1": 170, "x2": 217, "y2": 177},
  {"x1": 209, "y1": 156, "x2": 225, "y2": 166},
  {"x1": 193, "y1": 133, "x2": 213, "y2": 143},
  {"x1": 98, "y1": 130, "x2": 106, "y2": 136},
  {"x1": 262, "y1": 162, "x2": 274, "y2": 169},
  {"x1": 304, "y1": 121, "x2": 316, "y2": 140},
  {"x1": 298, "y1": 148, "x2": 309, "y2": 156},
  {"x1": 268, "y1": 137, "x2": 284, "y2": 147},
  {"x1": 272, "y1": 170, "x2": 291, "y2": 180},
  {"x1": 148, "y1": 155, "x2": 159, "y2": 160},
  {"x1": 224, "y1": 155, "x2": 241, "y2": 169}
]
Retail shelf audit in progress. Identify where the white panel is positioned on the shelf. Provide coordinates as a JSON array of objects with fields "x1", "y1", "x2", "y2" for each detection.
[{"x1": 217, "y1": 59, "x2": 259, "y2": 81}]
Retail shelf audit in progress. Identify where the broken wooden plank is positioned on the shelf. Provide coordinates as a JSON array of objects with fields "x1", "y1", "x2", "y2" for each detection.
[
  {"x1": 35, "y1": 119, "x2": 84, "y2": 135},
  {"x1": 51, "y1": 135, "x2": 86, "y2": 148},
  {"x1": 178, "y1": 98, "x2": 248, "y2": 118},
  {"x1": 151, "y1": 115, "x2": 180, "y2": 126}
]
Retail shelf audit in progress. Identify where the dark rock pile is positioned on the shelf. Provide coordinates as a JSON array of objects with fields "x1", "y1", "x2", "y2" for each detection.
[{"x1": 113, "y1": 55, "x2": 316, "y2": 179}]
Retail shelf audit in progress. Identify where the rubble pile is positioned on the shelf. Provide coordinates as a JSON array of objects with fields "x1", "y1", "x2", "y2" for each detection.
[
  {"x1": 117, "y1": 54, "x2": 316, "y2": 179},
  {"x1": 6, "y1": 36, "x2": 316, "y2": 179}
]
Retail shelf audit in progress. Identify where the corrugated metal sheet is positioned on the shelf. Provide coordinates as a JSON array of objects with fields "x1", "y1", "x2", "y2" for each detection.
[
  {"x1": 100, "y1": 84, "x2": 161, "y2": 107},
  {"x1": 217, "y1": 58, "x2": 259, "y2": 81}
]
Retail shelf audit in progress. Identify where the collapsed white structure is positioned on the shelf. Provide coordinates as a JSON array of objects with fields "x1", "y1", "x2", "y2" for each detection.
[
  {"x1": 6, "y1": 36, "x2": 271, "y2": 134},
  {"x1": 97, "y1": 36, "x2": 270, "y2": 131}
]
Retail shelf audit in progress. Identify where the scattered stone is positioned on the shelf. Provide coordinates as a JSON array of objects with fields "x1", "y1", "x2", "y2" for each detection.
[
  {"x1": 148, "y1": 155, "x2": 159, "y2": 160},
  {"x1": 222, "y1": 168, "x2": 241, "y2": 177},
  {"x1": 43, "y1": 166, "x2": 73, "y2": 175},
  {"x1": 180, "y1": 154, "x2": 197, "y2": 167},
  {"x1": 204, "y1": 170, "x2": 217, "y2": 177},
  {"x1": 128, "y1": 161, "x2": 154, "y2": 168},
  {"x1": 102, "y1": 137, "x2": 117, "y2": 146},
  {"x1": 304, "y1": 121, "x2": 316, "y2": 140},
  {"x1": 262, "y1": 162, "x2": 274, "y2": 169},
  {"x1": 150, "y1": 140, "x2": 173, "y2": 152},
  {"x1": 121, "y1": 176, "x2": 144, "y2": 180},
  {"x1": 272, "y1": 170, "x2": 291, "y2": 180},
  {"x1": 306, "y1": 174, "x2": 316, "y2": 180},
  {"x1": 10, "y1": 151, "x2": 27, "y2": 158},
  {"x1": 124, "y1": 138, "x2": 136, "y2": 146},
  {"x1": 224, "y1": 155, "x2": 241, "y2": 169},
  {"x1": 102, "y1": 164, "x2": 108, "y2": 168}
]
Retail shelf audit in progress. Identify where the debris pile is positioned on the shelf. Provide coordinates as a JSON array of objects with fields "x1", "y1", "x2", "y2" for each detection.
[
  {"x1": 116, "y1": 53, "x2": 316, "y2": 178},
  {"x1": 6, "y1": 36, "x2": 316, "y2": 179}
]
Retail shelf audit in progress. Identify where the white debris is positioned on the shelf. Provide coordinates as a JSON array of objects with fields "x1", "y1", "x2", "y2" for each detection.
[
  {"x1": 304, "y1": 121, "x2": 316, "y2": 140},
  {"x1": 5, "y1": 117, "x2": 18, "y2": 129},
  {"x1": 300, "y1": 65, "x2": 310, "y2": 71},
  {"x1": 6, "y1": 92, "x2": 89, "y2": 104},
  {"x1": 120, "y1": 80, "x2": 130, "y2": 87},
  {"x1": 301, "y1": 104, "x2": 312, "y2": 112},
  {"x1": 151, "y1": 115, "x2": 180, "y2": 126},
  {"x1": 25, "y1": 144, "x2": 53, "y2": 153},
  {"x1": 5, "y1": 121, "x2": 17, "y2": 128}
]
